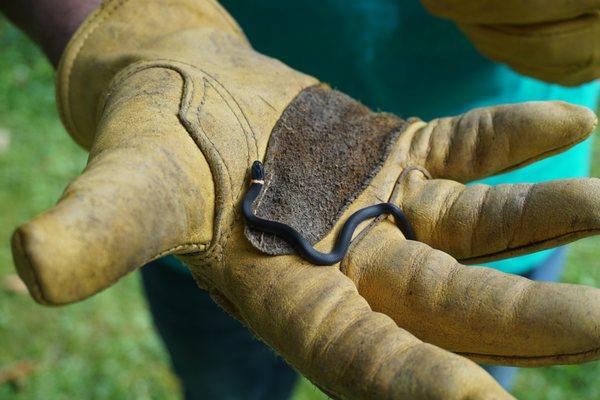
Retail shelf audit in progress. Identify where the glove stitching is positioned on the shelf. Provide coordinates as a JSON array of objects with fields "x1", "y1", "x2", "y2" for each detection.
[
  {"x1": 101, "y1": 61, "x2": 241, "y2": 255},
  {"x1": 153, "y1": 58, "x2": 261, "y2": 163},
  {"x1": 173, "y1": 63, "x2": 241, "y2": 251},
  {"x1": 194, "y1": 77, "x2": 238, "y2": 204},
  {"x1": 159, "y1": 57, "x2": 262, "y2": 168},
  {"x1": 173, "y1": 60, "x2": 261, "y2": 253},
  {"x1": 389, "y1": 166, "x2": 433, "y2": 205},
  {"x1": 140, "y1": 242, "x2": 209, "y2": 267},
  {"x1": 342, "y1": 166, "x2": 432, "y2": 276},
  {"x1": 58, "y1": 0, "x2": 129, "y2": 142},
  {"x1": 340, "y1": 215, "x2": 385, "y2": 277},
  {"x1": 112, "y1": 60, "x2": 257, "y2": 255},
  {"x1": 194, "y1": 76, "x2": 260, "y2": 203}
]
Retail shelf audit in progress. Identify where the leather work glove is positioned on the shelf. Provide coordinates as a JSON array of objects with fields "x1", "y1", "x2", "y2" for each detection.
[
  {"x1": 11, "y1": 0, "x2": 600, "y2": 398},
  {"x1": 421, "y1": 0, "x2": 600, "y2": 86}
]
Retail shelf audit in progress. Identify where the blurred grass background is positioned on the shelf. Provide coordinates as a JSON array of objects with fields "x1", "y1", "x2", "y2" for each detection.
[{"x1": 0, "y1": 16, "x2": 598, "y2": 400}]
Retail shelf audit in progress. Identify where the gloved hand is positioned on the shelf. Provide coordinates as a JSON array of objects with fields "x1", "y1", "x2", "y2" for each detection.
[
  {"x1": 421, "y1": 0, "x2": 600, "y2": 86},
  {"x1": 11, "y1": 0, "x2": 600, "y2": 398}
]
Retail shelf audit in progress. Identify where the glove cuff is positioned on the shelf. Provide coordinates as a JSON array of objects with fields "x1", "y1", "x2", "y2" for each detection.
[{"x1": 56, "y1": 0, "x2": 248, "y2": 149}]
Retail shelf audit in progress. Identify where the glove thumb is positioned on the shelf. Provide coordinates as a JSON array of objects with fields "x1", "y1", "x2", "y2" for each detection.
[{"x1": 12, "y1": 68, "x2": 214, "y2": 305}]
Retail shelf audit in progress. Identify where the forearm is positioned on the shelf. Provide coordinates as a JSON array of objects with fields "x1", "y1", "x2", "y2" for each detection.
[{"x1": 0, "y1": 0, "x2": 101, "y2": 66}]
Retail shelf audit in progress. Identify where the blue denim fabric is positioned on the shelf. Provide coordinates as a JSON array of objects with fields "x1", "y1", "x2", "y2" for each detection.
[{"x1": 141, "y1": 259, "x2": 298, "y2": 400}]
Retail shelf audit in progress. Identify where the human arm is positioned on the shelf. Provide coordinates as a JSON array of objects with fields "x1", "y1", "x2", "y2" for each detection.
[
  {"x1": 7, "y1": 1, "x2": 600, "y2": 398},
  {"x1": 0, "y1": 0, "x2": 100, "y2": 66}
]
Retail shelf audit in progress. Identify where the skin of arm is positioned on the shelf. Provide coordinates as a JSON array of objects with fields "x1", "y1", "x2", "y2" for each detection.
[{"x1": 0, "y1": 0, "x2": 101, "y2": 66}]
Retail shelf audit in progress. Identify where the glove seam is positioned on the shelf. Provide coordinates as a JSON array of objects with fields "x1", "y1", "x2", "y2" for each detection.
[
  {"x1": 56, "y1": 0, "x2": 249, "y2": 147},
  {"x1": 340, "y1": 123, "x2": 433, "y2": 277},
  {"x1": 104, "y1": 60, "x2": 255, "y2": 255},
  {"x1": 341, "y1": 166, "x2": 433, "y2": 277},
  {"x1": 56, "y1": 0, "x2": 129, "y2": 147},
  {"x1": 140, "y1": 242, "x2": 209, "y2": 266}
]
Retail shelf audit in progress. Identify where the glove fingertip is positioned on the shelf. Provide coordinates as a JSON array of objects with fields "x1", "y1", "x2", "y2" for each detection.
[
  {"x1": 551, "y1": 101, "x2": 598, "y2": 136},
  {"x1": 11, "y1": 214, "x2": 97, "y2": 306},
  {"x1": 11, "y1": 223, "x2": 52, "y2": 305}
]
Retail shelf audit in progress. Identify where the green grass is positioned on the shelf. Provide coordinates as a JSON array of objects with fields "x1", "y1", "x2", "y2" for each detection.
[
  {"x1": 0, "y1": 19, "x2": 180, "y2": 400},
  {"x1": 0, "y1": 16, "x2": 598, "y2": 400}
]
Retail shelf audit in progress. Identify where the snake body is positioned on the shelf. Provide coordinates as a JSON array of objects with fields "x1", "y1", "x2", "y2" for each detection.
[{"x1": 243, "y1": 161, "x2": 415, "y2": 265}]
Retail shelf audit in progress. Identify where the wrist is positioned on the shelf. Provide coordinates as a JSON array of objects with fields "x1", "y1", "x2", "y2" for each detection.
[{"x1": 0, "y1": 0, "x2": 101, "y2": 66}]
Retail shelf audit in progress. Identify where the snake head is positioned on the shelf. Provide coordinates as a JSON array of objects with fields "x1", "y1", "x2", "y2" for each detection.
[{"x1": 251, "y1": 160, "x2": 265, "y2": 181}]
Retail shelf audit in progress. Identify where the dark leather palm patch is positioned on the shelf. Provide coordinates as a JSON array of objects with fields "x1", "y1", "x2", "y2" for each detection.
[{"x1": 245, "y1": 84, "x2": 407, "y2": 255}]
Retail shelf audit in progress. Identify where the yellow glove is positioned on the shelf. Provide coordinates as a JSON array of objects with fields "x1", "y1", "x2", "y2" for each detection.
[
  {"x1": 422, "y1": 0, "x2": 600, "y2": 85},
  {"x1": 11, "y1": 0, "x2": 600, "y2": 398}
]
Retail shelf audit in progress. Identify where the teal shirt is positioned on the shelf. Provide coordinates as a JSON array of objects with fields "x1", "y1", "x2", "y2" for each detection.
[{"x1": 170, "y1": 0, "x2": 599, "y2": 274}]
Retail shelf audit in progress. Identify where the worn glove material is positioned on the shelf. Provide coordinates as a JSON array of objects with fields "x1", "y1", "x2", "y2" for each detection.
[
  {"x1": 244, "y1": 85, "x2": 409, "y2": 255},
  {"x1": 11, "y1": 0, "x2": 600, "y2": 399},
  {"x1": 421, "y1": 0, "x2": 600, "y2": 85}
]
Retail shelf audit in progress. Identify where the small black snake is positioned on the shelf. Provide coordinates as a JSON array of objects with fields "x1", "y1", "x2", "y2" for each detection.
[{"x1": 243, "y1": 161, "x2": 416, "y2": 265}]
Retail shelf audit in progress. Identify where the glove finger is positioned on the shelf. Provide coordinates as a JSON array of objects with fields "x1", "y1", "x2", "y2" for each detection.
[
  {"x1": 459, "y1": 13, "x2": 600, "y2": 86},
  {"x1": 12, "y1": 68, "x2": 214, "y2": 305},
  {"x1": 344, "y1": 221, "x2": 600, "y2": 366},
  {"x1": 422, "y1": 0, "x2": 600, "y2": 24},
  {"x1": 397, "y1": 170, "x2": 600, "y2": 262},
  {"x1": 205, "y1": 243, "x2": 511, "y2": 399},
  {"x1": 406, "y1": 102, "x2": 596, "y2": 183}
]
